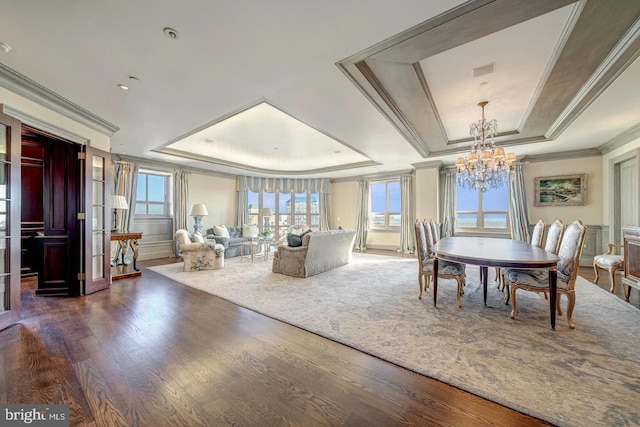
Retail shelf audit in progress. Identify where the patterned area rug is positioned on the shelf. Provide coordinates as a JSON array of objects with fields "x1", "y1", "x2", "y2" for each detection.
[{"x1": 149, "y1": 253, "x2": 640, "y2": 427}]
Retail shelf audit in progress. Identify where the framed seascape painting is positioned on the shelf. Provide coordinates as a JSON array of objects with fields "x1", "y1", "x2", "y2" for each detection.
[{"x1": 534, "y1": 174, "x2": 587, "y2": 207}]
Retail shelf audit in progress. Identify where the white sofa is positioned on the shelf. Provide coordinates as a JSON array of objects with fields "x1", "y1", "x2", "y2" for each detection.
[{"x1": 272, "y1": 229, "x2": 357, "y2": 278}]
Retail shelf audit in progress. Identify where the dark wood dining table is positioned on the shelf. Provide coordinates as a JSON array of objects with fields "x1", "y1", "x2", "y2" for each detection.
[{"x1": 432, "y1": 236, "x2": 561, "y2": 329}]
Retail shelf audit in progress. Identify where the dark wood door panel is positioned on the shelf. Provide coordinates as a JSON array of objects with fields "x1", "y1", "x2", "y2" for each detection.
[{"x1": 35, "y1": 237, "x2": 70, "y2": 295}]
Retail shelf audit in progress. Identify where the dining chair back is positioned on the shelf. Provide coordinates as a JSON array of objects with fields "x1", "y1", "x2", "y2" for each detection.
[
  {"x1": 530, "y1": 220, "x2": 545, "y2": 248},
  {"x1": 413, "y1": 219, "x2": 466, "y2": 307},
  {"x1": 505, "y1": 220, "x2": 587, "y2": 329},
  {"x1": 544, "y1": 219, "x2": 565, "y2": 254}
]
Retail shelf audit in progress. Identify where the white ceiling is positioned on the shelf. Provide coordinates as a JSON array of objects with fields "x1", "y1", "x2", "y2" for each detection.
[{"x1": 1, "y1": 0, "x2": 639, "y2": 178}]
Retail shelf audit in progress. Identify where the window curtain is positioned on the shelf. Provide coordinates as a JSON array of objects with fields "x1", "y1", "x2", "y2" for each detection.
[
  {"x1": 112, "y1": 161, "x2": 139, "y2": 262},
  {"x1": 236, "y1": 178, "x2": 248, "y2": 227},
  {"x1": 173, "y1": 169, "x2": 190, "y2": 256},
  {"x1": 354, "y1": 179, "x2": 369, "y2": 250},
  {"x1": 398, "y1": 173, "x2": 415, "y2": 253},
  {"x1": 442, "y1": 169, "x2": 456, "y2": 237},
  {"x1": 236, "y1": 176, "x2": 330, "y2": 228},
  {"x1": 508, "y1": 163, "x2": 531, "y2": 242},
  {"x1": 320, "y1": 193, "x2": 330, "y2": 231}
]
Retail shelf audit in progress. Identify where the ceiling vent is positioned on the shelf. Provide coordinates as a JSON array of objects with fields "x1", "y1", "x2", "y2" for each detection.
[{"x1": 473, "y1": 63, "x2": 495, "y2": 78}]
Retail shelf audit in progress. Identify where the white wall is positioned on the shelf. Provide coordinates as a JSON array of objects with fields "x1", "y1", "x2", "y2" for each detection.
[
  {"x1": 415, "y1": 167, "x2": 440, "y2": 222},
  {"x1": 329, "y1": 181, "x2": 358, "y2": 229},
  {"x1": 188, "y1": 173, "x2": 237, "y2": 233},
  {"x1": 525, "y1": 156, "x2": 602, "y2": 226}
]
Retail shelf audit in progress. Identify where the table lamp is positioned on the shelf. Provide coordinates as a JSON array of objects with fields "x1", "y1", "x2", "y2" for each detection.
[
  {"x1": 190, "y1": 203, "x2": 208, "y2": 234},
  {"x1": 110, "y1": 195, "x2": 129, "y2": 232},
  {"x1": 261, "y1": 207, "x2": 272, "y2": 235}
]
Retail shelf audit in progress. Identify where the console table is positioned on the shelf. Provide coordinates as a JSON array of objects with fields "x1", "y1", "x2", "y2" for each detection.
[
  {"x1": 622, "y1": 227, "x2": 640, "y2": 301},
  {"x1": 111, "y1": 231, "x2": 143, "y2": 280}
]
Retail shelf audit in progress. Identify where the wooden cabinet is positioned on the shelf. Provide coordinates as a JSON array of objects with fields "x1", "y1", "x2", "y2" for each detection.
[{"x1": 622, "y1": 227, "x2": 640, "y2": 301}]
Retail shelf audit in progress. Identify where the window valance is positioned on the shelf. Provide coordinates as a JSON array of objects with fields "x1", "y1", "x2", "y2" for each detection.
[{"x1": 237, "y1": 176, "x2": 329, "y2": 193}]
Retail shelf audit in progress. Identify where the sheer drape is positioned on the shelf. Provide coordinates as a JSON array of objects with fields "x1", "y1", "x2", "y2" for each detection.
[
  {"x1": 112, "y1": 161, "x2": 139, "y2": 232},
  {"x1": 354, "y1": 179, "x2": 369, "y2": 250},
  {"x1": 398, "y1": 173, "x2": 415, "y2": 253},
  {"x1": 173, "y1": 169, "x2": 190, "y2": 256},
  {"x1": 442, "y1": 169, "x2": 456, "y2": 237},
  {"x1": 112, "y1": 161, "x2": 139, "y2": 262},
  {"x1": 508, "y1": 163, "x2": 531, "y2": 242},
  {"x1": 236, "y1": 176, "x2": 330, "y2": 229},
  {"x1": 320, "y1": 193, "x2": 330, "y2": 231}
]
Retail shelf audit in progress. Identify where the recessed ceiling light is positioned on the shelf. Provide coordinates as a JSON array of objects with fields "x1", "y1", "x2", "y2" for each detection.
[
  {"x1": 163, "y1": 27, "x2": 180, "y2": 39},
  {"x1": 204, "y1": 138, "x2": 214, "y2": 143},
  {"x1": 118, "y1": 84, "x2": 130, "y2": 91},
  {"x1": 129, "y1": 76, "x2": 140, "y2": 82},
  {"x1": 334, "y1": 150, "x2": 341, "y2": 154},
  {"x1": 0, "y1": 43, "x2": 12, "y2": 53}
]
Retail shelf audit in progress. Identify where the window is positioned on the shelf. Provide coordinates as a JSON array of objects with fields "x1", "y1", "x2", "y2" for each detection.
[
  {"x1": 455, "y1": 183, "x2": 508, "y2": 231},
  {"x1": 135, "y1": 171, "x2": 171, "y2": 216},
  {"x1": 369, "y1": 180, "x2": 401, "y2": 228},
  {"x1": 247, "y1": 190, "x2": 320, "y2": 237}
]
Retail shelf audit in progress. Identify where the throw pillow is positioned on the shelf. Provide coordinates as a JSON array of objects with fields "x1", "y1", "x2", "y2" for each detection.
[
  {"x1": 287, "y1": 229, "x2": 312, "y2": 247},
  {"x1": 242, "y1": 223, "x2": 259, "y2": 238},
  {"x1": 192, "y1": 232, "x2": 205, "y2": 243},
  {"x1": 213, "y1": 224, "x2": 230, "y2": 238}
]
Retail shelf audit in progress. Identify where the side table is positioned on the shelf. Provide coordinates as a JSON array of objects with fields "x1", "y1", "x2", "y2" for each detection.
[{"x1": 111, "y1": 231, "x2": 143, "y2": 280}]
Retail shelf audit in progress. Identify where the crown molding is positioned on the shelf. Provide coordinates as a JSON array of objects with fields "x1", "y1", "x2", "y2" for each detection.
[
  {"x1": 0, "y1": 104, "x2": 89, "y2": 145},
  {"x1": 0, "y1": 63, "x2": 119, "y2": 136},
  {"x1": 520, "y1": 148, "x2": 601, "y2": 163},
  {"x1": 599, "y1": 122, "x2": 640, "y2": 154},
  {"x1": 114, "y1": 154, "x2": 238, "y2": 179},
  {"x1": 412, "y1": 160, "x2": 443, "y2": 170}
]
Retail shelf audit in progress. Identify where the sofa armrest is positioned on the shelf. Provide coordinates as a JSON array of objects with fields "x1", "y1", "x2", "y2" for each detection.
[
  {"x1": 180, "y1": 242, "x2": 219, "y2": 253},
  {"x1": 272, "y1": 245, "x2": 309, "y2": 277},
  {"x1": 208, "y1": 236, "x2": 229, "y2": 247}
]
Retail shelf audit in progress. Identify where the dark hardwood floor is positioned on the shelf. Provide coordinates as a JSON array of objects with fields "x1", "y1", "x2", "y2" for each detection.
[{"x1": 1, "y1": 252, "x2": 636, "y2": 426}]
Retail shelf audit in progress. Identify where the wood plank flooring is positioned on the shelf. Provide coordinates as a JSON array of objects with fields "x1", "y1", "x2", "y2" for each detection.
[{"x1": 1, "y1": 252, "x2": 636, "y2": 426}]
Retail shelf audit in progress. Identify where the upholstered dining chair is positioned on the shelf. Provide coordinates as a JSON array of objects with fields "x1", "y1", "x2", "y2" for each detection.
[
  {"x1": 503, "y1": 220, "x2": 587, "y2": 329},
  {"x1": 544, "y1": 219, "x2": 565, "y2": 255},
  {"x1": 498, "y1": 220, "x2": 546, "y2": 293},
  {"x1": 593, "y1": 243, "x2": 624, "y2": 293},
  {"x1": 414, "y1": 219, "x2": 466, "y2": 307}
]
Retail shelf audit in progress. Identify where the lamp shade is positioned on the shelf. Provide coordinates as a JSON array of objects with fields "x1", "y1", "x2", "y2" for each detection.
[
  {"x1": 110, "y1": 195, "x2": 129, "y2": 210},
  {"x1": 190, "y1": 203, "x2": 208, "y2": 217},
  {"x1": 261, "y1": 207, "x2": 273, "y2": 217}
]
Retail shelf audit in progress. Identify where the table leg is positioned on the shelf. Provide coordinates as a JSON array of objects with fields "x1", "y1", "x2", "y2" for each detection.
[
  {"x1": 129, "y1": 238, "x2": 139, "y2": 271},
  {"x1": 118, "y1": 240, "x2": 127, "y2": 265},
  {"x1": 433, "y1": 257, "x2": 439, "y2": 307},
  {"x1": 481, "y1": 266, "x2": 488, "y2": 305},
  {"x1": 549, "y1": 269, "x2": 557, "y2": 330}
]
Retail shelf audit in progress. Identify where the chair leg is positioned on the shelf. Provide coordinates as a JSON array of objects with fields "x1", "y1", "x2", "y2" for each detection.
[
  {"x1": 456, "y1": 277, "x2": 463, "y2": 308},
  {"x1": 418, "y1": 273, "x2": 423, "y2": 299},
  {"x1": 624, "y1": 282, "x2": 632, "y2": 302},
  {"x1": 503, "y1": 280, "x2": 510, "y2": 305},
  {"x1": 593, "y1": 262, "x2": 600, "y2": 283},
  {"x1": 566, "y1": 291, "x2": 575, "y2": 329},
  {"x1": 495, "y1": 267, "x2": 502, "y2": 289},
  {"x1": 556, "y1": 293, "x2": 563, "y2": 316},
  {"x1": 608, "y1": 266, "x2": 618, "y2": 293},
  {"x1": 509, "y1": 285, "x2": 518, "y2": 319}
]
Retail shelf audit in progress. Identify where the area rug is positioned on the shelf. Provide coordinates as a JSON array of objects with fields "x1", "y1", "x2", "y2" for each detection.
[{"x1": 149, "y1": 253, "x2": 640, "y2": 427}]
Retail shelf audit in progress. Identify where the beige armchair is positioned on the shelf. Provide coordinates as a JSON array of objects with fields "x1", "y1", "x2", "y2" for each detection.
[
  {"x1": 593, "y1": 243, "x2": 624, "y2": 293},
  {"x1": 175, "y1": 229, "x2": 225, "y2": 271}
]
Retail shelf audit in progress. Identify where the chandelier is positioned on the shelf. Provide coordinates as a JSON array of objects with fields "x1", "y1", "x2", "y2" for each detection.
[{"x1": 455, "y1": 101, "x2": 516, "y2": 192}]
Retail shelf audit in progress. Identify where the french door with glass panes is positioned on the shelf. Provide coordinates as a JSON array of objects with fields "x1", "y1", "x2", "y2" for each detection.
[{"x1": 0, "y1": 112, "x2": 22, "y2": 330}]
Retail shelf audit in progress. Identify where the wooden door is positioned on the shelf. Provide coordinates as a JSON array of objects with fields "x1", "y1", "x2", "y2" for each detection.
[
  {"x1": 84, "y1": 145, "x2": 111, "y2": 294},
  {"x1": 32, "y1": 132, "x2": 80, "y2": 295},
  {"x1": 0, "y1": 112, "x2": 22, "y2": 330}
]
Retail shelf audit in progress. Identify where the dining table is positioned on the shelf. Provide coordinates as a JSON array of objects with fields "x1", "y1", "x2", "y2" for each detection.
[{"x1": 432, "y1": 236, "x2": 561, "y2": 329}]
